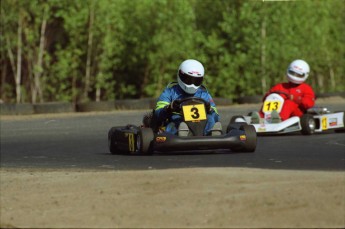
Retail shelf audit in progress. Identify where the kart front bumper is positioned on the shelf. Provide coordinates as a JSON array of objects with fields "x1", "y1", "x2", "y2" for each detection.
[{"x1": 152, "y1": 131, "x2": 247, "y2": 152}]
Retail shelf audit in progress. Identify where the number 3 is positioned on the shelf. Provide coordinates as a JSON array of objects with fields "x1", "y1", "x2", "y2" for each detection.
[{"x1": 190, "y1": 107, "x2": 200, "y2": 119}]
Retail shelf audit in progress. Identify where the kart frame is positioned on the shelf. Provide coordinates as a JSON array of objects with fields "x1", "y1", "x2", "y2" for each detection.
[
  {"x1": 108, "y1": 97, "x2": 257, "y2": 155},
  {"x1": 230, "y1": 107, "x2": 345, "y2": 135},
  {"x1": 108, "y1": 124, "x2": 256, "y2": 155}
]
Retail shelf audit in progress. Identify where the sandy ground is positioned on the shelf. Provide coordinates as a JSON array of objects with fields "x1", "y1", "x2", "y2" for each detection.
[
  {"x1": 1, "y1": 168, "x2": 344, "y2": 228},
  {"x1": 1, "y1": 96, "x2": 345, "y2": 228}
]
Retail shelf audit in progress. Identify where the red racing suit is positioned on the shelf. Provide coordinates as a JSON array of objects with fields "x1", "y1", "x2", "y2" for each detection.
[{"x1": 259, "y1": 82, "x2": 315, "y2": 121}]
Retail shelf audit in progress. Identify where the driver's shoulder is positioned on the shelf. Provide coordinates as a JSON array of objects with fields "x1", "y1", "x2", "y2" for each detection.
[
  {"x1": 275, "y1": 82, "x2": 289, "y2": 88},
  {"x1": 199, "y1": 84, "x2": 209, "y2": 92},
  {"x1": 163, "y1": 82, "x2": 180, "y2": 94},
  {"x1": 166, "y1": 82, "x2": 179, "y2": 88},
  {"x1": 300, "y1": 82, "x2": 313, "y2": 89},
  {"x1": 200, "y1": 84, "x2": 207, "y2": 90}
]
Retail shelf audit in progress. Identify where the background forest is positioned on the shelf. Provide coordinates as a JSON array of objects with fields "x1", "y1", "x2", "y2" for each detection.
[{"x1": 1, "y1": 0, "x2": 344, "y2": 104}]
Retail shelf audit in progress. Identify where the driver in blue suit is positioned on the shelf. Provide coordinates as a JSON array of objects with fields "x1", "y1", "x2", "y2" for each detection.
[{"x1": 154, "y1": 59, "x2": 222, "y2": 136}]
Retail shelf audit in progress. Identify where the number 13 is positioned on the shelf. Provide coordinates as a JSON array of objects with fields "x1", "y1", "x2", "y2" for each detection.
[{"x1": 266, "y1": 102, "x2": 279, "y2": 111}]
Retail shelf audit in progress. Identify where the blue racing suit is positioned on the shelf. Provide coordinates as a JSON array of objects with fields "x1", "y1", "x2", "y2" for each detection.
[{"x1": 154, "y1": 82, "x2": 220, "y2": 135}]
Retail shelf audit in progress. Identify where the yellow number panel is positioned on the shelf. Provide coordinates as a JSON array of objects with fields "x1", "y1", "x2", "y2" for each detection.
[
  {"x1": 262, "y1": 100, "x2": 282, "y2": 112},
  {"x1": 182, "y1": 104, "x2": 207, "y2": 122},
  {"x1": 321, "y1": 116, "x2": 328, "y2": 130}
]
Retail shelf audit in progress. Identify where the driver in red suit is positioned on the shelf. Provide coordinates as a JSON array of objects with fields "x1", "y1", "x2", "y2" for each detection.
[{"x1": 253, "y1": 59, "x2": 315, "y2": 122}]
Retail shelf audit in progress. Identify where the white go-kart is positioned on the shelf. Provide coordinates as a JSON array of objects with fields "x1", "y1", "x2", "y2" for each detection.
[{"x1": 229, "y1": 92, "x2": 345, "y2": 135}]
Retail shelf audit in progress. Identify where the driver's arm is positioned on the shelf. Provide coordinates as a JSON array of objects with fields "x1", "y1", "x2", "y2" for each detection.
[
  {"x1": 299, "y1": 84, "x2": 315, "y2": 110},
  {"x1": 154, "y1": 85, "x2": 184, "y2": 123},
  {"x1": 154, "y1": 87, "x2": 173, "y2": 123},
  {"x1": 155, "y1": 102, "x2": 175, "y2": 124},
  {"x1": 205, "y1": 93, "x2": 219, "y2": 115}
]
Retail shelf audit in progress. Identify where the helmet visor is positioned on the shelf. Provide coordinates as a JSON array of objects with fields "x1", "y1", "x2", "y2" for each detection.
[
  {"x1": 288, "y1": 70, "x2": 305, "y2": 78},
  {"x1": 179, "y1": 70, "x2": 203, "y2": 86}
]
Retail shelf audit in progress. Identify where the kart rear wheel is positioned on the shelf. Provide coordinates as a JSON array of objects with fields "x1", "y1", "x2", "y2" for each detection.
[
  {"x1": 226, "y1": 122, "x2": 247, "y2": 133},
  {"x1": 227, "y1": 116, "x2": 247, "y2": 133},
  {"x1": 108, "y1": 127, "x2": 119, "y2": 154},
  {"x1": 138, "y1": 128, "x2": 154, "y2": 155},
  {"x1": 230, "y1": 115, "x2": 247, "y2": 124},
  {"x1": 300, "y1": 114, "x2": 316, "y2": 135}
]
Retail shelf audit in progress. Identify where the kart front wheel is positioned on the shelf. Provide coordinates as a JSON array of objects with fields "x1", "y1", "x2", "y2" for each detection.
[
  {"x1": 138, "y1": 128, "x2": 154, "y2": 155},
  {"x1": 240, "y1": 124, "x2": 257, "y2": 152},
  {"x1": 300, "y1": 114, "x2": 316, "y2": 135},
  {"x1": 230, "y1": 124, "x2": 257, "y2": 153}
]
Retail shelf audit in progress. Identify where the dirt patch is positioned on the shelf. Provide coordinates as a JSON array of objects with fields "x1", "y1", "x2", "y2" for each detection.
[{"x1": 1, "y1": 168, "x2": 344, "y2": 228}]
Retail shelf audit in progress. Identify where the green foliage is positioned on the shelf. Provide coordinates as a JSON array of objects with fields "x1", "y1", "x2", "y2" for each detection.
[{"x1": 1, "y1": 0, "x2": 344, "y2": 103}]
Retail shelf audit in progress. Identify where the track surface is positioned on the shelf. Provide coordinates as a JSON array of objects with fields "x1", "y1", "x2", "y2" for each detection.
[{"x1": 1, "y1": 104, "x2": 345, "y2": 171}]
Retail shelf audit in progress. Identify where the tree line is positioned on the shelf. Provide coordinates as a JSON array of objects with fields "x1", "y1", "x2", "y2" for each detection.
[{"x1": 1, "y1": 0, "x2": 344, "y2": 104}]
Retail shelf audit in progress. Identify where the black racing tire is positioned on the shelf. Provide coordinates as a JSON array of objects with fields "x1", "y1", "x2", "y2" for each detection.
[
  {"x1": 230, "y1": 115, "x2": 246, "y2": 124},
  {"x1": 142, "y1": 111, "x2": 154, "y2": 128},
  {"x1": 226, "y1": 122, "x2": 247, "y2": 133},
  {"x1": 138, "y1": 128, "x2": 154, "y2": 155},
  {"x1": 334, "y1": 111, "x2": 345, "y2": 133},
  {"x1": 240, "y1": 124, "x2": 257, "y2": 152},
  {"x1": 0, "y1": 103, "x2": 34, "y2": 115},
  {"x1": 77, "y1": 101, "x2": 115, "y2": 112},
  {"x1": 108, "y1": 127, "x2": 119, "y2": 154},
  {"x1": 229, "y1": 124, "x2": 257, "y2": 153},
  {"x1": 300, "y1": 114, "x2": 316, "y2": 135},
  {"x1": 236, "y1": 95, "x2": 262, "y2": 104}
]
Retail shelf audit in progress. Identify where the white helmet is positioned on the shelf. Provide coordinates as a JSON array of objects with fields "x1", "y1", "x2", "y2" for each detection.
[
  {"x1": 177, "y1": 59, "x2": 204, "y2": 94},
  {"x1": 286, "y1": 59, "x2": 310, "y2": 84}
]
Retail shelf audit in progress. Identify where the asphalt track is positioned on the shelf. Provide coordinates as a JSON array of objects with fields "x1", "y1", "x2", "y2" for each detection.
[{"x1": 1, "y1": 103, "x2": 344, "y2": 171}]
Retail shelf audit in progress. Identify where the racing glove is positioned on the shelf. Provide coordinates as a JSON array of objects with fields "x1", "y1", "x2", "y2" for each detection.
[
  {"x1": 289, "y1": 94, "x2": 302, "y2": 104},
  {"x1": 165, "y1": 100, "x2": 181, "y2": 114},
  {"x1": 282, "y1": 93, "x2": 302, "y2": 104},
  {"x1": 205, "y1": 103, "x2": 212, "y2": 114}
]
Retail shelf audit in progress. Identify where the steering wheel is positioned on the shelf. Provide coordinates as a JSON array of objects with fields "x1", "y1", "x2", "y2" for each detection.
[
  {"x1": 270, "y1": 91, "x2": 291, "y2": 100},
  {"x1": 174, "y1": 97, "x2": 211, "y2": 113}
]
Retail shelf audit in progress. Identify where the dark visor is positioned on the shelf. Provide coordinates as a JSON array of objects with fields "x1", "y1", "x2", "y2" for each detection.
[
  {"x1": 288, "y1": 70, "x2": 305, "y2": 78},
  {"x1": 179, "y1": 70, "x2": 203, "y2": 86}
]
